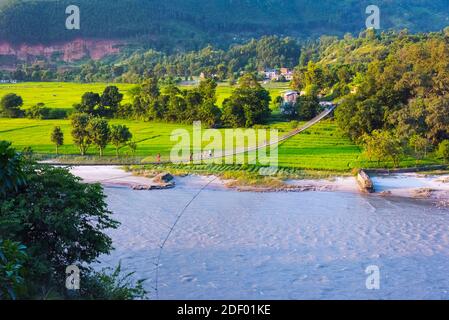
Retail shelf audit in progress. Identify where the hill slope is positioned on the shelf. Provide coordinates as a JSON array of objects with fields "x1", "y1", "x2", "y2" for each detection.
[{"x1": 1, "y1": 0, "x2": 449, "y2": 50}]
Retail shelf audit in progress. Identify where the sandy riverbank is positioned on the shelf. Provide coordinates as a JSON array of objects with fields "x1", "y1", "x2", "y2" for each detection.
[{"x1": 68, "y1": 166, "x2": 449, "y2": 202}]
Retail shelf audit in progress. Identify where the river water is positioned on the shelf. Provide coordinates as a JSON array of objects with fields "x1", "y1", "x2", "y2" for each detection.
[{"x1": 95, "y1": 176, "x2": 449, "y2": 300}]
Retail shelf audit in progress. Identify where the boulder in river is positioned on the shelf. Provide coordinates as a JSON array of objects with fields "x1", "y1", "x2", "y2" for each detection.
[
  {"x1": 357, "y1": 170, "x2": 375, "y2": 193},
  {"x1": 154, "y1": 172, "x2": 174, "y2": 184}
]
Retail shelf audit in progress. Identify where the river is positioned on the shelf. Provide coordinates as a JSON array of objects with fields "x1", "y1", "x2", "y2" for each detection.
[{"x1": 80, "y1": 170, "x2": 449, "y2": 300}]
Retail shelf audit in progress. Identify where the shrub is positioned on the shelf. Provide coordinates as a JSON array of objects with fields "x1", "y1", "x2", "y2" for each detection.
[
  {"x1": 0, "y1": 240, "x2": 27, "y2": 300},
  {"x1": 25, "y1": 104, "x2": 67, "y2": 120},
  {"x1": 0, "y1": 144, "x2": 147, "y2": 299},
  {"x1": 0, "y1": 93, "x2": 23, "y2": 118},
  {"x1": 437, "y1": 140, "x2": 449, "y2": 163},
  {"x1": 47, "y1": 108, "x2": 68, "y2": 119},
  {"x1": 25, "y1": 103, "x2": 50, "y2": 119}
]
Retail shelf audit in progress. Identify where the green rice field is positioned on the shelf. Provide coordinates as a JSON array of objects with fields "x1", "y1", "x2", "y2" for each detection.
[
  {"x1": 0, "y1": 82, "x2": 392, "y2": 171},
  {"x1": 0, "y1": 82, "x2": 290, "y2": 110},
  {"x1": 0, "y1": 116, "x2": 364, "y2": 171}
]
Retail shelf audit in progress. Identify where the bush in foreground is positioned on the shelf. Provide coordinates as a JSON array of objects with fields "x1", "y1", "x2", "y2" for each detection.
[{"x1": 0, "y1": 142, "x2": 146, "y2": 299}]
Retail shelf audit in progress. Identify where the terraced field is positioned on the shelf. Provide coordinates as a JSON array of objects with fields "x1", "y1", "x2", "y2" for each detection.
[{"x1": 276, "y1": 120, "x2": 362, "y2": 171}]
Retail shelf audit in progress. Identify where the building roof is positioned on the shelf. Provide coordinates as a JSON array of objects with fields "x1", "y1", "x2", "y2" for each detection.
[{"x1": 283, "y1": 90, "x2": 299, "y2": 96}]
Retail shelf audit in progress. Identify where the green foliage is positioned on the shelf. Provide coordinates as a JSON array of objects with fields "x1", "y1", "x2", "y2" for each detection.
[
  {"x1": 437, "y1": 140, "x2": 449, "y2": 163},
  {"x1": 297, "y1": 95, "x2": 321, "y2": 121},
  {"x1": 305, "y1": 31, "x2": 449, "y2": 155},
  {"x1": 362, "y1": 130, "x2": 404, "y2": 167},
  {"x1": 0, "y1": 141, "x2": 26, "y2": 197},
  {"x1": 88, "y1": 118, "x2": 110, "y2": 157},
  {"x1": 1, "y1": 0, "x2": 448, "y2": 49},
  {"x1": 78, "y1": 92, "x2": 101, "y2": 114},
  {"x1": 124, "y1": 77, "x2": 223, "y2": 127},
  {"x1": 0, "y1": 160, "x2": 119, "y2": 298},
  {"x1": 0, "y1": 240, "x2": 27, "y2": 300},
  {"x1": 71, "y1": 113, "x2": 92, "y2": 156},
  {"x1": 0, "y1": 93, "x2": 23, "y2": 118},
  {"x1": 0, "y1": 143, "x2": 147, "y2": 299},
  {"x1": 110, "y1": 125, "x2": 132, "y2": 156},
  {"x1": 73, "y1": 86, "x2": 124, "y2": 118},
  {"x1": 101, "y1": 86, "x2": 123, "y2": 113},
  {"x1": 409, "y1": 134, "x2": 430, "y2": 162},
  {"x1": 25, "y1": 103, "x2": 48, "y2": 119},
  {"x1": 81, "y1": 263, "x2": 147, "y2": 300},
  {"x1": 50, "y1": 126, "x2": 64, "y2": 155},
  {"x1": 222, "y1": 74, "x2": 271, "y2": 127}
]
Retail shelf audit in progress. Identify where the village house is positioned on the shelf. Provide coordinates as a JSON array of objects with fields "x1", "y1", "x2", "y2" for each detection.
[
  {"x1": 262, "y1": 67, "x2": 294, "y2": 81},
  {"x1": 280, "y1": 67, "x2": 294, "y2": 81},
  {"x1": 283, "y1": 90, "x2": 299, "y2": 104},
  {"x1": 263, "y1": 68, "x2": 280, "y2": 81}
]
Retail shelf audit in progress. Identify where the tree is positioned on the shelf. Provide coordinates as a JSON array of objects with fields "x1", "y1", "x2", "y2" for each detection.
[
  {"x1": 0, "y1": 93, "x2": 23, "y2": 118},
  {"x1": 362, "y1": 130, "x2": 404, "y2": 167},
  {"x1": 335, "y1": 96, "x2": 384, "y2": 142},
  {"x1": 110, "y1": 125, "x2": 132, "y2": 157},
  {"x1": 197, "y1": 101, "x2": 222, "y2": 128},
  {"x1": 0, "y1": 141, "x2": 26, "y2": 197},
  {"x1": 297, "y1": 95, "x2": 320, "y2": 121},
  {"x1": 198, "y1": 78, "x2": 218, "y2": 104},
  {"x1": 0, "y1": 145, "x2": 145, "y2": 299},
  {"x1": 75, "y1": 92, "x2": 101, "y2": 115},
  {"x1": 140, "y1": 77, "x2": 160, "y2": 101},
  {"x1": 221, "y1": 73, "x2": 271, "y2": 127},
  {"x1": 71, "y1": 113, "x2": 92, "y2": 156},
  {"x1": 437, "y1": 140, "x2": 449, "y2": 163},
  {"x1": 425, "y1": 95, "x2": 449, "y2": 144},
  {"x1": 100, "y1": 86, "x2": 123, "y2": 117},
  {"x1": 0, "y1": 161, "x2": 119, "y2": 298},
  {"x1": 221, "y1": 101, "x2": 246, "y2": 128},
  {"x1": 165, "y1": 94, "x2": 187, "y2": 122},
  {"x1": 127, "y1": 141, "x2": 138, "y2": 156},
  {"x1": 0, "y1": 240, "x2": 27, "y2": 300},
  {"x1": 280, "y1": 102, "x2": 298, "y2": 120},
  {"x1": 25, "y1": 103, "x2": 50, "y2": 120},
  {"x1": 409, "y1": 135, "x2": 430, "y2": 164},
  {"x1": 50, "y1": 127, "x2": 64, "y2": 155},
  {"x1": 88, "y1": 118, "x2": 110, "y2": 157}
]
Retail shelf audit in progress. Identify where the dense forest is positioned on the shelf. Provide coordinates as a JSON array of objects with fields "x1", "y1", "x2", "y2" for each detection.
[
  {"x1": 289, "y1": 28, "x2": 449, "y2": 164},
  {"x1": 1, "y1": 0, "x2": 449, "y2": 50},
  {"x1": 2, "y1": 36, "x2": 301, "y2": 82}
]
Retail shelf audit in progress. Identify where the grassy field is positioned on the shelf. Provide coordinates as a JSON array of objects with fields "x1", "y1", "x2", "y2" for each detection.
[
  {"x1": 0, "y1": 82, "x2": 290, "y2": 110},
  {"x1": 0, "y1": 116, "x2": 365, "y2": 171},
  {"x1": 5, "y1": 82, "x2": 435, "y2": 171},
  {"x1": 0, "y1": 82, "x2": 136, "y2": 110},
  {"x1": 1, "y1": 116, "x2": 440, "y2": 171},
  {"x1": 0, "y1": 118, "x2": 190, "y2": 160},
  {"x1": 275, "y1": 120, "x2": 362, "y2": 171}
]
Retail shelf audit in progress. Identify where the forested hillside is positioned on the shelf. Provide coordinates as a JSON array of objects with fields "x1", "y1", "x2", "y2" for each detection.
[
  {"x1": 1, "y1": 0, "x2": 449, "y2": 50},
  {"x1": 288, "y1": 28, "x2": 449, "y2": 165}
]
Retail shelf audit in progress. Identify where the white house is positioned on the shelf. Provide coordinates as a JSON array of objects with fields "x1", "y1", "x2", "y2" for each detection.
[
  {"x1": 283, "y1": 90, "x2": 299, "y2": 104},
  {"x1": 263, "y1": 69, "x2": 280, "y2": 81}
]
